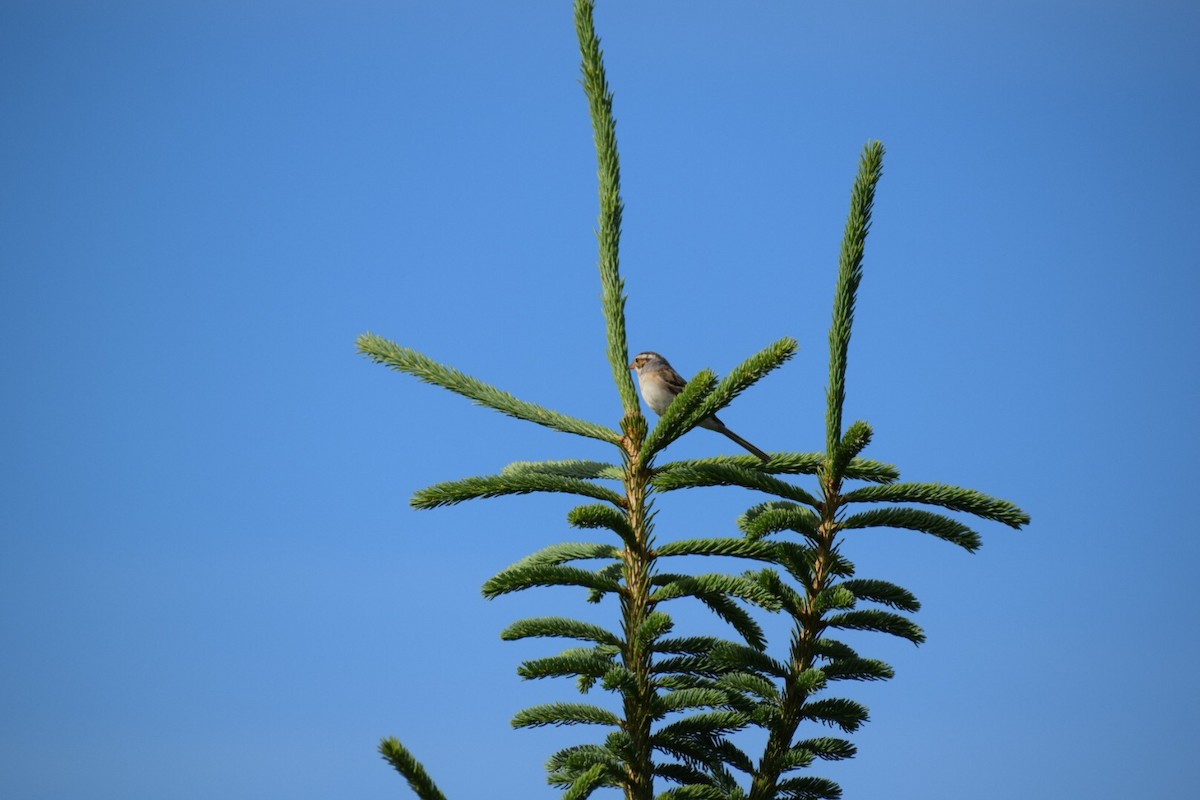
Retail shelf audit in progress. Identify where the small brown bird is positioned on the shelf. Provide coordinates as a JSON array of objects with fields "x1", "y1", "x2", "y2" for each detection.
[{"x1": 629, "y1": 351, "x2": 770, "y2": 462}]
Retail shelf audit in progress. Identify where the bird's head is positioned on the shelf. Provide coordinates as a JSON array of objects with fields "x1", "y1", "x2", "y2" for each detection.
[{"x1": 629, "y1": 352, "x2": 669, "y2": 372}]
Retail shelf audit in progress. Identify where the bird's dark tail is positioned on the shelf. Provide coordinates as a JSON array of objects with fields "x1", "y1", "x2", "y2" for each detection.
[{"x1": 718, "y1": 428, "x2": 771, "y2": 462}]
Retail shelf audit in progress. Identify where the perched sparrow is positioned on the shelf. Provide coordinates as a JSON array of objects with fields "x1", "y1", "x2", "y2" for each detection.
[{"x1": 629, "y1": 351, "x2": 770, "y2": 462}]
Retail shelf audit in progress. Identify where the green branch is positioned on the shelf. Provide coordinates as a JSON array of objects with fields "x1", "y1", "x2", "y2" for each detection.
[
  {"x1": 776, "y1": 776, "x2": 842, "y2": 799},
  {"x1": 825, "y1": 609, "x2": 925, "y2": 645},
  {"x1": 820, "y1": 658, "x2": 894, "y2": 683},
  {"x1": 505, "y1": 541, "x2": 623, "y2": 568},
  {"x1": 518, "y1": 648, "x2": 618, "y2": 680},
  {"x1": 502, "y1": 616, "x2": 623, "y2": 646},
  {"x1": 501, "y1": 460, "x2": 624, "y2": 481},
  {"x1": 640, "y1": 369, "x2": 718, "y2": 462},
  {"x1": 576, "y1": 0, "x2": 638, "y2": 416},
  {"x1": 841, "y1": 482, "x2": 1030, "y2": 528},
  {"x1": 690, "y1": 338, "x2": 799, "y2": 435},
  {"x1": 655, "y1": 538, "x2": 782, "y2": 561},
  {"x1": 562, "y1": 762, "x2": 612, "y2": 800},
  {"x1": 512, "y1": 702, "x2": 623, "y2": 728},
  {"x1": 379, "y1": 738, "x2": 449, "y2": 800},
  {"x1": 483, "y1": 563, "x2": 624, "y2": 599},
  {"x1": 358, "y1": 333, "x2": 620, "y2": 444},
  {"x1": 411, "y1": 473, "x2": 625, "y2": 509},
  {"x1": 827, "y1": 142, "x2": 885, "y2": 457},
  {"x1": 840, "y1": 507, "x2": 983, "y2": 552},
  {"x1": 801, "y1": 697, "x2": 870, "y2": 733},
  {"x1": 567, "y1": 504, "x2": 637, "y2": 549},
  {"x1": 652, "y1": 463, "x2": 822, "y2": 508},
  {"x1": 658, "y1": 452, "x2": 899, "y2": 483},
  {"x1": 838, "y1": 578, "x2": 920, "y2": 612},
  {"x1": 737, "y1": 502, "x2": 822, "y2": 542}
]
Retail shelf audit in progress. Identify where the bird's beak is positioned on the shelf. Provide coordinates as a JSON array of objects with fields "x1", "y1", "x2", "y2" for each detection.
[{"x1": 628, "y1": 361, "x2": 636, "y2": 370}]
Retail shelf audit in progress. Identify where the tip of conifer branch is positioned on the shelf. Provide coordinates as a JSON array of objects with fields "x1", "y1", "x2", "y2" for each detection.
[{"x1": 356, "y1": 331, "x2": 388, "y2": 361}]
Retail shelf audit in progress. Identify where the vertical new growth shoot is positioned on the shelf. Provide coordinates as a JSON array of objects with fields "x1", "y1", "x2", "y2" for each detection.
[
  {"x1": 578, "y1": 0, "x2": 657, "y2": 791},
  {"x1": 751, "y1": 141, "x2": 894, "y2": 800}
]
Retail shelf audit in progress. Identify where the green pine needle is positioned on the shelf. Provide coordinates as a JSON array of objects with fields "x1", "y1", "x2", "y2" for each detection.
[
  {"x1": 651, "y1": 573, "x2": 782, "y2": 611},
  {"x1": 653, "y1": 635, "x2": 734, "y2": 656},
  {"x1": 512, "y1": 702, "x2": 622, "y2": 729},
  {"x1": 411, "y1": 473, "x2": 625, "y2": 509},
  {"x1": 795, "y1": 737, "x2": 857, "y2": 761},
  {"x1": 635, "y1": 611, "x2": 676, "y2": 647},
  {"x1": 813, "y1": 638, "x2": 860, "y2": 662},
  {"x1": 830, "y1": 420, "x2": 873, "y2": 480},
  {"x1": 518, "y1": 648, "x2": 617, "y2": 681},
  {"x1": 820, "y1": 658, "x2": 895, "y2": 683},
  {"x1": 358, "y1": 333, "x2": 620, "y2": 443},
  {"x1": 755, "y1": 568, "x2": 811, "y2": 617},
  {"x1": 699, "y1": 594, "x2": 770, "y2": 651},
  {"x1": 839, "y1": 506, "x2": 984, "y2": 551},
  {"x1": 659, "y1": 451, "x2": 820, "y2": 475},
  {"x1": 792, "y1": 667, "x2": 830, "y2": 696},
  {"x1": 690, "y1": 338, "x2": 799, "y2": 432},
  {"x1": 482, "y1": 563, "x2": 623, "y2": 600},
  {"x1": 654, "y1": 710, "x2": 752, "y2": 738},
  {"x1": 501, "y1": 616, "x2": 623, "y2": 646},
  {"x1": 547, "y1": 742, "x2": 620, "y2": 779},
  {"x1": 547, "y1": 745, "x2": 622, "y2": 795},
  {"x1": 653, "y1": 688, "x2": 734, "y2": 716},
  {"x1": 824, "y1": 609, "x2": 925, "y2": 645},
  {"x1": 737, "y1": 502, "x2": 822, "y2": 542},
  {"x1": 837, "y1": 578, "x2": 920, "y2": 612},
  {"x1": 504, "y1": 541, "x2": 622, "y2": 569},
  {"x1": 561, "y1": 762, "x2": 612, "y2": 800},
  {"x1": 567, "y1": 504, "x2": 637, "y2": 548},
  {"x1": 652, "y1": 463, "x2": 821, "y2": 508},
  {"x1": 502, "y1": 460, "x2": 624, "y2": 481},
  {"x1": 811, "y1": 585, "x2": 857, "y2": 613},
  {"x1": 801, "y1": 697, "x2": 870, "y2": 733},
  {"x1": 653, "y1": 763, "x2": 718, "y2": 788},
  {"x1": 775, "y1": 774, "x2": 843, "y2": 799},
  {"x1": 575, "y1": 0, "x2": 638, "y2": 416},
  {"x1": 841, "y1": 482, "x2": 1031, "y2": 528},
  {"x1": 656, "y1": 785, "x2": 729, "y2": 800},
  {"x1": 773, "y1": 746, "x2": 816, "y2": 774},
  {"x1": 378, "y1": 738, "x2": 449, "y2": 800},
  {"x1": 640, "y1": 368, "x2": 718, "y2": 461},
  {"x1": 842, "y1": 457, "x2": 901, "y2": 484},
  {"x1": 656, "y1": 452, "x2": 898, "y2": 483},
  {"x1": 709, "y1": 641, "x2": 790, "y2": 680},
  {"x1": 826, "y1": 141, "x2": 885, "y2": 456},
  {"x1": 655, "y1": 537, "x2": 782, "y2": 562},
  {"x1": 717, "y1": 672, "x2": 780, "y2": 702},
  {"x1": 652, "y1": 728, "x2": 755, "y2": 774}
]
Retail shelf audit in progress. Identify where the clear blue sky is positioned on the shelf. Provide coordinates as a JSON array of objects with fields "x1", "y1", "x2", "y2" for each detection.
[{"x1": 2, "y1": 1, "x2": 1197, "y2": 798}]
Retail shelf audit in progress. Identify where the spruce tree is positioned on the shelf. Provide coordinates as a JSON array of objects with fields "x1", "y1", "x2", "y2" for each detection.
[{"x1": 361, "y1": 4, "x2": 1028, "y2": 799}]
